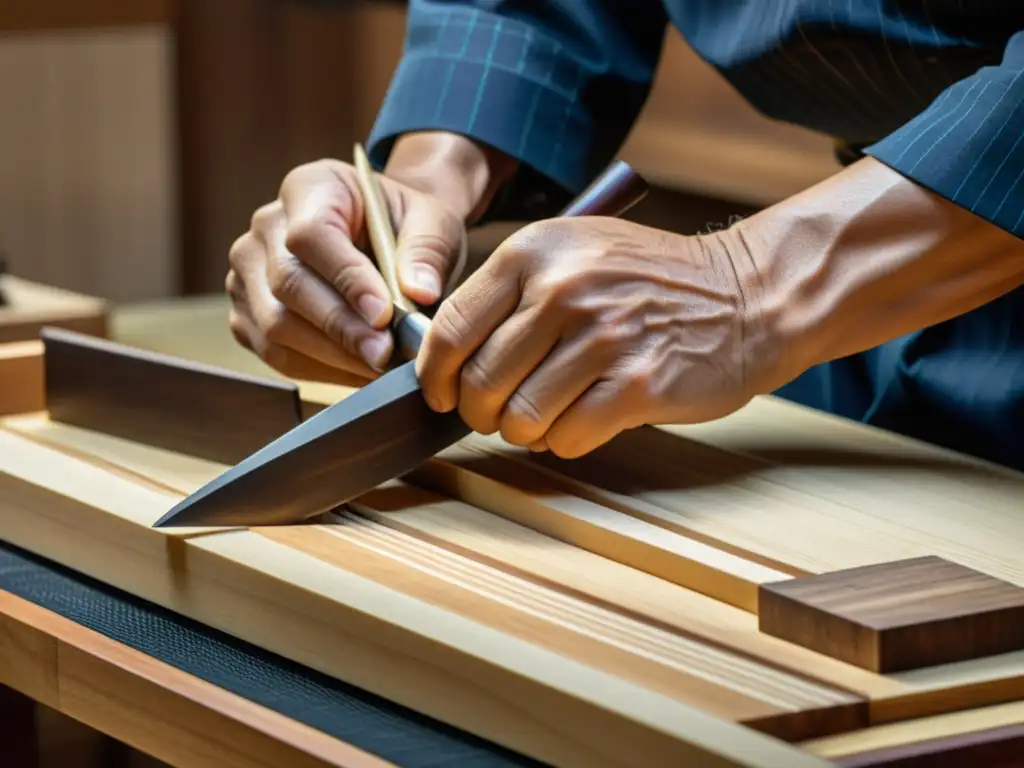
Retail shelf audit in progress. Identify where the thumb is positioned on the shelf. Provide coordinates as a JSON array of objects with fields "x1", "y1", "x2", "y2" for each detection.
[{"x1": 395, "y1": 196, "x2": 467, "y2": 306}]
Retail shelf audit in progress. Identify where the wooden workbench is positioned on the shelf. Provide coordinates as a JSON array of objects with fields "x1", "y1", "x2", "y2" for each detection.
[{"x1": 3, "y1": 294, "x2": 1024, "y2": 767}]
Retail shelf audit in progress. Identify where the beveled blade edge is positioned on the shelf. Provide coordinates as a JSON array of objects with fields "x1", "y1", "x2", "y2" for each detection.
[{"x1": 153, "y1": 360, "x2": 437, "y2": 527}]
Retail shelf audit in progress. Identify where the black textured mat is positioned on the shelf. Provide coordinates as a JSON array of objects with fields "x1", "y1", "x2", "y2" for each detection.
[{"x1": 0, "y1": 541, "x2": 544, "y2": 767}]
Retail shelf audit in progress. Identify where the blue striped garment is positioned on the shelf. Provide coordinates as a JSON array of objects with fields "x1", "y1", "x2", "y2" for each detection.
[{"x1": 367, "y1": 1, "x2": 1024, "y2": 469}]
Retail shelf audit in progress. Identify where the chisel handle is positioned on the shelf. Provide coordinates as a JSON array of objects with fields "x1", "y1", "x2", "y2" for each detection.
[{"x1": 354, "y1": 146, "x2": 649, "y2": 360}]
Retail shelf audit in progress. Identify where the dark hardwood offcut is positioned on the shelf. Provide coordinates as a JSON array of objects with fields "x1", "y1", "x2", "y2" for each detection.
[
  {"x1": 40, "y1": 326, "x2": 303, "y2": 465},
  {"x1": 758, "y1": 556, "x2": 1024, "y2": 673}
]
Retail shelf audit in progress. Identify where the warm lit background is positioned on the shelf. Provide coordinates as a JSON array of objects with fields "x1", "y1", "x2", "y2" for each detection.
[{"x1": 0, "y1": 0, "x2": 840, "y2": 306}]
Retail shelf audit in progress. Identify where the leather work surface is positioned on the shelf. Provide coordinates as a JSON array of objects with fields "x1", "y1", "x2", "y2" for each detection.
[{"x1": 0, "y1": 540, "x2": 544, "y2": 768}]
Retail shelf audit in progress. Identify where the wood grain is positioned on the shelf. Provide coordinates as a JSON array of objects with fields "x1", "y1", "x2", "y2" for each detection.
[
  {"x1": 759, "y1": 557, "x2": 1024, "y2": 673},
  {"x1": 0, "y1": 427, "x2": 831, "y2": 768},
  {"x1": 0, "y1": 340, "x2": 43, "y2": 417},
  {"x1": 41, "y1": 326, "x2": 303, "y2": 465},
  {"x1": 0, "y1": 589, "x2": 396, "y2": 768},
  {"x1": 263, "y1": 505, "x2": 866, "y2": 742},
  {"x1": 804, "y1": 700, "x2": 1024, "y2": 764},
  {"x1": 0, "y1": 276, "x2": 108, "y2": 344}
]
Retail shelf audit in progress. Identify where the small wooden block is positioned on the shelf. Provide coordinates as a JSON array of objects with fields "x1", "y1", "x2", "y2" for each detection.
[
  {"x1": 758, "y1": 556, "x2": 1024, "y2": 673},
  {"x1": 0, "y1": 275, "x2": 108, "y2": 344},
  {"x1": 0, "y1": 341, "x2": 44, "y2": 417},
  {"x1": 41, "y1": 326, "x2": 304, "y2": 465}
]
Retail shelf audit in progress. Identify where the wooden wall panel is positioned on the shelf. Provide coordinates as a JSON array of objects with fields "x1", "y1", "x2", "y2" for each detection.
[{"x1": 0, "y1": 27, "x2": 177, "y2": 302}]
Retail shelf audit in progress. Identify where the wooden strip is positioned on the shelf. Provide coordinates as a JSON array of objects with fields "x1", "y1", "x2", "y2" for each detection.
[
  {"x1": 803, "y1": 700, "x2": 1024, "y2": 761},
  {"x1": 835, "y1": 723, "x2": 1024, "y2": 766},
  {"x1": 1, "y1": 412, "x2": 898, "y2": 700},
  {"x1": 0, "y1": 276, "x2": 108, "y2": 344},
  {"x1": 0, "y1": 589, "x2": 395, "y2": 768},
  {"x1": 261, "y1": 508, "x2": 866, "y2": 742},
  {"x1": 0, "y1": 428, "x2": 832, "y2": 768},
  {"x1": 0, "y1": 341, "x2": 43, "y2": 417},
  {"x1": 411, "y1": 442, "x2": 789, "y2": 612},
  {"x1": 15, "y1": 410, "x2": 1024, "y2": 729},
  {"x1": 759, "y1": 557, "x2": 1024, "y2": 673},
  {"x1": 41, "y1": 326, "x2": 303, "y2": 465},
  {"x1": 487, "y1": 422, "x2": 1024, "y2": 590}
]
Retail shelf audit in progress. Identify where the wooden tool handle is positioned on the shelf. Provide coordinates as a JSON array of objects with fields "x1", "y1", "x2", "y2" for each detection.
[
  {"x1": 352, "y1": 143, "x2": 413, "y2": 316},
  {"x1": 559, "y1": 160, "x2": 649, "y2": 218}
]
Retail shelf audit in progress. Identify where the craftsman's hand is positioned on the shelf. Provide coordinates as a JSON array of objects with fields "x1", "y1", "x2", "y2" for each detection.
[
  {"x1": 416, "y1": 217, "x2": 781, "y2": 458},
  {"x1": 226, "y1": 158, "x2": 469, "y2": 386}
]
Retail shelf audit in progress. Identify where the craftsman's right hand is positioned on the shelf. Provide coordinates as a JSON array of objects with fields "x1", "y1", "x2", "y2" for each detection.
[{"x1": 226, "y1": 158, "x2": 469, "y2": 387}]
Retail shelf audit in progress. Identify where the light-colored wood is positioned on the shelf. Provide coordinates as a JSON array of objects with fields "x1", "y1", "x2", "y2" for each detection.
[
  {"x1": 2, "y1": 414, "x2": 866, "y2": 738},
  {"x1": 0, "y1": 589, "x2": 395, "y2": 768},
  {"x1": 0, "y1": 276, "x2": 109, "y2": 343},
  {"x1": 12, "y1": 410, "x2": 1024, "y2": 731},
  {"x1": 803, "y1": 700, "x2": 1024, "y2": 760},
  {"x1": 0, "y1": 426, "x2": 831, "y2": 768},
  {"x1": 412, "y1": 441, "x2": 792, "y2": 612},
  {"x1": 0, "y1": 340, "x2": 44, "y2": 416}
]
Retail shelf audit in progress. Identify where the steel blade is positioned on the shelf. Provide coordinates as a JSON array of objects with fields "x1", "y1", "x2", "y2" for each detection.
[{"x1": 152, "y1": 360, "x2": 470, "y2": 527}]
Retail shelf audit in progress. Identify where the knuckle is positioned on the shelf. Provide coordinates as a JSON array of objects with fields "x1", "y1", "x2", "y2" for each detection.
[
  {"x1": 261, "y1": 305, "x2": 291, "y2": 345},
  {"x1": 228, "y1": 311, "x2": 250, "y2": 348},
  {"x1": 250, "y1": 201, "x2": 281, "y2": 234},
  {"x1": 432, "y1": 298, "x2": 474, "y2": 351},
  {"x1": 502, "y1": 391, "x2": 545, "y2": 436},
  {"x1": 283, "y1": 216, "x2": 325, "y2": 256},
  {"x1": 228, "y1": 234, "x2": 254, "y2": 269},
  {"x1": 268, "y1": 261, "x2": 304, "y2": 303},
  {"x1": 328, "y1": 260, "x2": 367, "y2": 299},
  {"x1": 402, "y1": 232, "x2": 457, "y2": 271},
  {"x1": 459, "y1": 356, "x2": 499, "y2": 396},
  {"x1": 320, "y1": 303, "x2": 354, "y2": 349}
]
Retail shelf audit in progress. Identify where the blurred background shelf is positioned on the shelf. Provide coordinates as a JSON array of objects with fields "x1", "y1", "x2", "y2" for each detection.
[{"x1": 0, "y1": 0, "x2": 839, "y2": 301}]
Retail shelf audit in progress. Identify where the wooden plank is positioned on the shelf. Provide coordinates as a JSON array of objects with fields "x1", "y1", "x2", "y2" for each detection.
[
  {"x1": 0, "y1": 428, "x2": 832, "y2": 768},
  {"x1": 0, "y1": 0, "x2": 174, "y2": 32},
  {"x1": 0, "y1": 340, "x2": 43, "y2": 417},
  {"x1": 804, "y1": 700, "x2": 1024, "y2": 765},
  {"x1": 40, "y1": 327, "x2": 302, "y2": 465},
  {"x1": 0, "y1": 589, "x2": 395, "y2": 768},
  {"x1": 759, "y1": 557, "x2": 1024, "y2": 673},
  {"x1": 0, "y1": 276, "x2": 108, "y2": 344},
  {"x1": 0, "y1": 411, "x2": 900, "y2": 703}
]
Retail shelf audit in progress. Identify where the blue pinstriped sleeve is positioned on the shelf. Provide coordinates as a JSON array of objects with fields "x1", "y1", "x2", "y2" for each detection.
[
  {"x1": 865, "y1": 30, "x2": 1024, "y2": 238},
  {"x1": 366, "y1": 0, "x2": 668, "y2": 219}
]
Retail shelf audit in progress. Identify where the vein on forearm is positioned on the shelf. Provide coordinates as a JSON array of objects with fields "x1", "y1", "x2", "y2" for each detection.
[{"x1": 736, "y1": 157, "x2": 1024, "y2": 384}]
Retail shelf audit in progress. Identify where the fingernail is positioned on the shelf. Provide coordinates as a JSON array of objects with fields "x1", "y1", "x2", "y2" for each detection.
[
  {"x1": 357, "y1": 294, "x2": 388, "y2": 326},
  {"x1": 411, "y1": 266, "x2": 441, "y2": 299},
  {"x1": 359, "y1": 333, "x2": 392, "y2": 370}
]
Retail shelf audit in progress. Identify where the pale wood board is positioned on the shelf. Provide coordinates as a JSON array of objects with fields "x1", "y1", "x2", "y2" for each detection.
[
  {"x1": 802, "y1": 700, "x2": 1024, "y2": 759},
  {"x1": 9, "y1": 412, "x2": 1024, "y2": 729},
  {"x1": 0, "y1": 425, "x2": 832, "y2": 767},
  {"x1": 0, "y1": 276, "x2": 109, "y2": 343}
]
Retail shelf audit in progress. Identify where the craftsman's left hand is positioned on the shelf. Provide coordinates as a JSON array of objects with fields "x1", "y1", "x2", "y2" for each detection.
[{"x1": 415, "y1": 216, "x2": 781, "y2": 458}]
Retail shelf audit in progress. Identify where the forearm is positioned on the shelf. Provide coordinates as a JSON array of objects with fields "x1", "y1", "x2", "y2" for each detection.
[
  {"x1": 382, "y1": 131, "x2": 519, "y2": 224},
  {"x1": 727, "y1": 157, "x2": 1024, "y2": 390}
]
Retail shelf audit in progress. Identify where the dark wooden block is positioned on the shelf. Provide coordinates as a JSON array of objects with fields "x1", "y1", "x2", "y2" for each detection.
[
  {"x1": 41, "y1": 326, "x2": 303, "y2": 465},
  {"x1": 758, "y1": 556, "x2": 1024, "y2": 673}
]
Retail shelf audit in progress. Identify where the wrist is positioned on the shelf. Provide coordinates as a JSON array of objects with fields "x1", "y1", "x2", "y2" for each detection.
[
  {"x1": 383, "y1": 131, "x2": 519, "y2": 224},
  {"x1": 721, "y1": 157, "x2": 1024, "y2": 389}
]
